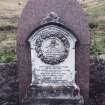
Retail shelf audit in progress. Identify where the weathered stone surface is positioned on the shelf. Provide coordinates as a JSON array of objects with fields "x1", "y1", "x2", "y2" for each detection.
[
  {"x1": 17, "y1": 0, "x2": 90, "y2": 103},
  {"x1": 22, "y1": 85, "x2": 84, "y2": 105},
  {"x1": 17, "y1": 0, "x2": 90, "y2": 45},
  {"x1": 90, "y1": 58, "x2": 105, "y2": 105},
  {"x1": 0, "y1": 63, "x2": 19, "y2": 105},
  {"x1": 17, "y1": 45, "x2": 31, "y2": 100},
  {"x1": 76, "y1": 45, "x2": 90, "y2": 100}
]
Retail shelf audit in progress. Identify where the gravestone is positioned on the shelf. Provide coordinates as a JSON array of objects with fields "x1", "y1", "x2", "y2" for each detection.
[{"x1": 17, "y1": 0, "x2": 90, "y2": 105}]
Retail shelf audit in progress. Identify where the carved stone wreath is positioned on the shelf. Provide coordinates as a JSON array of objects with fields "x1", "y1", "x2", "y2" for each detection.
[{"x1": 35, "y1": 32, "x2": 70, "y2": 65}]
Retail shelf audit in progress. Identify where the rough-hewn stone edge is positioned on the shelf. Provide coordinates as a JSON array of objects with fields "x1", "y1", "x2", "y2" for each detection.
[{"x1": 0, "y1": 62, "x2": 19, "y2": 105}]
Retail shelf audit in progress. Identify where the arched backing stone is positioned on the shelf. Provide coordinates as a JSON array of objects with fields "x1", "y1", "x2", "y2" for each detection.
[{"x1": 17, "y1": 0, "x2": 90, "y2": 104}]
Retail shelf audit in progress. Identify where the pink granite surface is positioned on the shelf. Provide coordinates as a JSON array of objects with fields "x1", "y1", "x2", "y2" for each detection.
[{"x1": 17, "y1": 0, "x2": 90, "y2": 103}]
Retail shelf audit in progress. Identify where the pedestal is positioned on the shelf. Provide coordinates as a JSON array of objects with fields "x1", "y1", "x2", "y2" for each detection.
[{"x1": 22, "y1": 85, "x2": 84, "y2": 105}]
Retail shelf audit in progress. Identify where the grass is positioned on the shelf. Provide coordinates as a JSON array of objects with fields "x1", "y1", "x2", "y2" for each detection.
[
  {"x1": 83, "y1": 0, "x2": 105, "y2": 55},
  {"x1": 0, "y1": 50, "x2": 16, "y2": 63},
  {"x1": 0, "y1": 0, "x2": 26, "y2": 62},
  {"x1": 0, "y1": 29, "x2": 16, "y2": 62},
  {"x1": 0, "y1": 24, "x2": 16, "y2": 62},
  {"x1": 87, "y1": 3, "x2": 105, "y2": 18}
]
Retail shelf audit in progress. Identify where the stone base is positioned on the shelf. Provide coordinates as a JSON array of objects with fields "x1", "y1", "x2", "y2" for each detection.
[{"x1": 22, "y1": 85, "x2": 84, "y2": 105}]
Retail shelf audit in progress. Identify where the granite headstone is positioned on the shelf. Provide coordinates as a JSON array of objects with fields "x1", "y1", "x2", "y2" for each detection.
[{"x1": 17, "y1": 0, "x2": 90, "y2": 104}]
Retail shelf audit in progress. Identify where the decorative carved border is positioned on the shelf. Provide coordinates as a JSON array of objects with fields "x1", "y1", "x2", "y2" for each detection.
[{"x1": 35, "y1": 31, "x2": 70, "y2": 65}]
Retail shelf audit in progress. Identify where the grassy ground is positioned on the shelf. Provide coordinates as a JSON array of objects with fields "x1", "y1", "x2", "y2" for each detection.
[
  {"x1": 0, "y1": 0, "x2": 27, "y2": 62},
  {"x1": 82, "y1": 0, "x2": 105, "y2": 55},
  {"x1": 0, "y1": 0, "x2": 105, "y2": 62}
]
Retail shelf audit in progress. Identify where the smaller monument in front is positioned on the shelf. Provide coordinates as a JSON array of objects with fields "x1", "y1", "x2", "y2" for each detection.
[{"x1": 23, "y1": 12, "x2": 84, "y2": 105}]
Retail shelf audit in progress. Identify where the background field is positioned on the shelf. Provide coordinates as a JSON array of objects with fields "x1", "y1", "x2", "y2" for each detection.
[
  {"x1": 0, "y1": 0, "x2": 105, "y2": 62},
  {"x1": 0, "y1": 0, "x2": 27, "y2": 62},
  {"x1": 82, "y1": 0, "x2": 105, "y2": 56}
]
